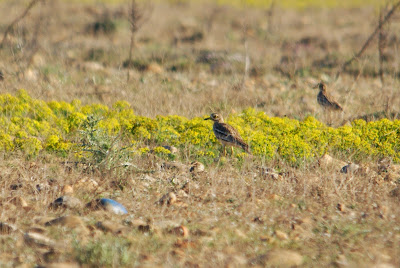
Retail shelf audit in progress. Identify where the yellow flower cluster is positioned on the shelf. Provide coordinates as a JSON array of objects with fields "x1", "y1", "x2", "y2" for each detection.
[{"x1": 0, "y1": 90, "x2": 399, "y2": 163}]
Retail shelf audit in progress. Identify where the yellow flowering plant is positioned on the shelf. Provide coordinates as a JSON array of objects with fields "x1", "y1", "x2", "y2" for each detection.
[{"x1": 0, "y1": 91, "x2": 399, "y2": 163}]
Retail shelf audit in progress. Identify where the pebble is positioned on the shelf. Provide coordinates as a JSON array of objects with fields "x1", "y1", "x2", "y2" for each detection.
[
  {"x1": 169, "y1": 225, "x2": 189, "y2": 238},
  {"x1": 0, "y1": 222, "x2": 17, "y2": 234},
  {"x1": 340, "y1": 163, "x2": 360, "y2": 174},
  {"x1": 45, "y1": 216, "x2": 86, "y2": 230},
  {"x1": 51, "y1": 196, "x2": 83, "y2": 209},
  {"x1": 10, "y1": 196, "x2": 28, "y2": 208},
  {"x1": 158, "y1": 192, "x2": 177, "y2": 206},
  {"x1": 266, "y1": 194, "x2": 283, "y2": 201},
  {"x1": 61, "y1": 185, "x2": 74, "y2": 195},
  {"x1": 189, "y1": 161, "x2": 205, "y2": 173},
  {"x1": 24, "y1": 232, "x2": 56, "y2": 249},
  {"x1": 74, "y1": 178, "x2": 99, "y2": 192},
  {"x1": 318, "y1": 154, "x2": 346, "y2": 169},
  {"x1": 260, "y1": 167, "x2": 282, "y2": 180},
  {"x1": 337, "y1": 203, "x2": 346, "y2": 212},
  {"x1": 275, "y1": 230, "x2": 289, "y2": 240}
]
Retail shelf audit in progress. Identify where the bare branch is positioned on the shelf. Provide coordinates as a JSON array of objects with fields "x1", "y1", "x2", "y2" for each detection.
[
  {"x1": 0, "y1": 0, "x2": 42, "y2": 48},
  {"x1": 126, "y1": 0, "x2": 152, "y2": 82},
  {"x1": 378, "y1": 7, "x2": 387, "y2": 85},
  {"x1": 336, "y1": 1, "x2": 400, "y2": 79}
]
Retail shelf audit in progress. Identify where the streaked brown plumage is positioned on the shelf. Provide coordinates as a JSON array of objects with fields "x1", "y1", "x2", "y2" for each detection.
[
  {"x1": 315, "y1": 82, "x2": 343, "y2": 111},
  {"x1": 205, "y1": 113, "x2": 251, "y2": 155}
]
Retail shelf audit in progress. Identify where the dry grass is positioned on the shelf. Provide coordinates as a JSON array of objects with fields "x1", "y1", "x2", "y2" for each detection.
[{"x1": 0, "y1": 1, "x2": 399, "y2": 267}]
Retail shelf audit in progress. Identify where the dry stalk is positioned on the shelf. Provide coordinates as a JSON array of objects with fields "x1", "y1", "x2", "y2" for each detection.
[
  {"x1": 205, "y1": 6, "x2": 221, "y2": 34},
  {"x1": 240, "y1": 22, "x2": 250, "y2": 90},
  {"x1": 0, "y1": 0, "x2": 43, "y2": 48},
  {"x1": 336, "y1": 1, "x2": 400, "y2": 79},
  {"x1": 266, "y1": 0, "x2": 276, "y2": 33},
  {"x1": 127, "y1": 0, "x2": 151, "y2": 82},
  {"x1": 378, "y1": 7, "x2": 388, "y2": 86},
  {"x1": 25, "y1": 4, "x2": 46, "y2": 69}
]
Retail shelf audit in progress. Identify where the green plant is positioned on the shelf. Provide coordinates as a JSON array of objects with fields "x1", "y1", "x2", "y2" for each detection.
[
  {"x1": 73, "y1": 236, "x2": 134, "y2": 267},
  {"x1": 78, "y1": 115, "x2": 133, "y2": 170}
]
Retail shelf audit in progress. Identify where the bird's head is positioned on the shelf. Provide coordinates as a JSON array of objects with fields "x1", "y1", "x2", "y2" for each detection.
[
  {"x1": 205, "y1": 113, "x2": 223, "y2": 122},
  {"x1": 313, "y1": 81, "x2": 326, "y2": 92}
]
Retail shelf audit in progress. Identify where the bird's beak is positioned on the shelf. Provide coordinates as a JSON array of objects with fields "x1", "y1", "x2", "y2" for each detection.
[
  {"x1": 313, "y1": 83, "x2": 319, "y2": 89},
  {"x1": 204, "y1": 117, "x2": 211, "y2": 120}
]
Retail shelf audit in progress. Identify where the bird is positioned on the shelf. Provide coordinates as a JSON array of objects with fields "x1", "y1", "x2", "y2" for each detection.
[
  {"x1": 205, "y1": 113, "x2": 251, "y2": 155},
  {"x1": 315, "y1": 81, "x2": 343, "y2": 111}
]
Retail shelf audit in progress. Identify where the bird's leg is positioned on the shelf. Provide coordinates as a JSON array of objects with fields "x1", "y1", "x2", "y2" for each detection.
[
  {"x1": 223, "y1": 145, "x2": 226, "y2": 156},
  {"x1": 230, "y1": 146, "x2": 234, "y2": 156},
  {"x1": 328, "y1": 111, "x2": 333, "y2": 126}
]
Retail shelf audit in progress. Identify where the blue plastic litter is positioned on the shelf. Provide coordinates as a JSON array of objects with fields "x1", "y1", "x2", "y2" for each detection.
[{"x1": 99, "y1": 198, "x2": 128, "y2": 215}]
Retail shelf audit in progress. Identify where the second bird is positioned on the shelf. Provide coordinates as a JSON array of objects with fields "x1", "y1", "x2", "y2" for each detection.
[
  {"x1": 315, "y1": 81, "x2": 343, "y2": 111},
  {"x1": 205, "y1": 113, "x2": 251, "y2": 155}
]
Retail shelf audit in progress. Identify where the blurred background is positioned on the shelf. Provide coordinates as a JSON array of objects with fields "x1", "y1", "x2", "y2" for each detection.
[{"x1": 0, "y1": 0, "x2": 397, "y2": 122}]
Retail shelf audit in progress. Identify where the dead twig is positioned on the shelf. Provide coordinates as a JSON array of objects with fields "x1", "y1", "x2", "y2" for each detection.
[
  {"x1": 0, "y1": 0, "x2": 42, "y2": 48},
  {"x1": 335, "y1": 1, "x2": 400, "y2": 79},
  {"x1": 127, "y1": 0, "x2": 152, "y2": 82},
  {"x1": 378, "y1": 7, "x2": 387, "y2": 85}
]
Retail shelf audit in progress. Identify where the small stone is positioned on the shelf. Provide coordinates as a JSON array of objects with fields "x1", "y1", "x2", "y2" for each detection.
[
  {"x1": 160, "y1": 161, "x2": 186, "y2": 171},
  {"x1": 126, "y1": 219, "x2": 152, "y2": 233},
  {"x1": 340, "y1": 163, "x2": 360, "y2": 174},
  {"x1": 74, "y1": 178, "x2": 99, "y2": 192},
  {"x1": 10, "y1": 197, "x2": 28, "y2": 208},
  {"x1": 45, "y1": 216, "x2": 85, "y2": 229},
  {"x1": 32, "y1": 54, "x2": 45, "y2": 67},
  {"x1": 266, "y1": 194, "x2": 283, "y2": 201},
  {"x1": 389, "y1": 187, "x2": 400, "y2": 200},
  {"x1": 373, "y1": 204, "x2": 389, "y2": 219},
  {"x1": 79, "y1": 61, "x2": 104, "y2": 71},
  {"x1": 190, "y1": 161, "x2": 205, "y2": 173},
  {"x1": 318, "y1": 154, "x2": 346, "y2": 169},
  {"x1": 235, "y1": 229, "x2": 247, "y2": 239},
  {"x1": 259, "y1": 235, "x2": 271, "y2": 242},
  {"x1": 171, "y1": 249, "x2": 185, "y2": 259},
  {"x1": 61, "y1": 185, "x2": 74, "y2": 195},
  {"x1": 27, "y1": 226, "x2": 47, "y2": 234},
  {"x1": 169, "y1": 225, "x2": 189, "y2": 238},
  {"x1": 0, "y1": 222, "x2": 17, "y2": 234},
  {"x1": 260, "y1": 167, "x2": 282, "y2": 180},
  {"x1": 51, "y1": 196, "x2": 83, "y2": 209},
  {"x1": 176, "y1": 189, "x2": 188, "y2": 198},
  {"x1": 275, "y1": 230, "x2": 289, "y2": 240},
  {"x1": 335, "y1": 254, "x2": 349, "y2": 267},
  {"x1": 158, "y1": 192, "x2": 177, "y2": 206},
  {"x1": 24, "y1": 68, "x2": 38, "y2": 81},
  {"x1": 147, "y1": 62, "x2": 164, "y2": 74},
  {"x1": 337, "y1": 203, "x2": 346, "y2": 212},
  {"x1": 253, "y1": 216, "x2": 265, "y2": 224},
  {"x1": 24, "y1": 232, "x2": 56, "y2": 249}
]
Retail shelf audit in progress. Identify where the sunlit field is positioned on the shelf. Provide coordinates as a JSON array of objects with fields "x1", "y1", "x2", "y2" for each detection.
[{"x1": 0, "y1": 0, "x2": 399, "y2": 267}]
